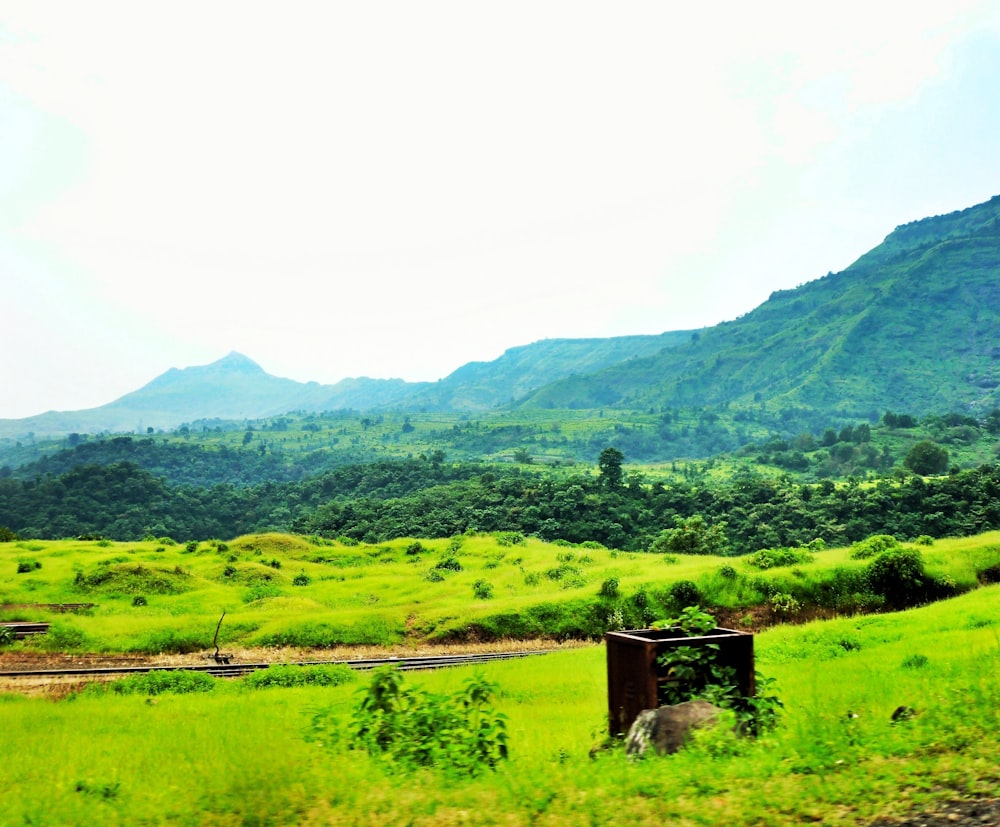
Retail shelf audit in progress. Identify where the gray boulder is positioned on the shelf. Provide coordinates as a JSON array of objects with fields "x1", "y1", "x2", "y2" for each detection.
[{"x1": 624, "y1": 700, "x2": 724, "y2": 757}]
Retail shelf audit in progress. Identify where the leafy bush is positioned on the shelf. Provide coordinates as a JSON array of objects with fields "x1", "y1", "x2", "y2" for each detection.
[
  {"x1": 769, "y1": 592, "x2": 802, "y2": 615},
  {"x1": 241, "y1": 664, "x2": 356, "y2": 689},
  {"x1": 16, "y1": 560, "x2": 41, "y2": 573},
  {"x1": 495, "y1": 532, "x2": 526, "y2": 547},
  {"x1": 91, "y1": 669, "x2": 217, "y2": 696},
  {"x1": 313, "y1": 668, "x2": 508, "y2": 775},
  {"x1": 745, "y1": 547, "x2": 812, "y2": 569},
  {"x1": 405, "y1": 541, "x2": 424, "y2": 555},
  {"x1": 718, "y1": 565, "x2": 737, "y2": 580},
  {"x1": 0, "y1": 626, "x2": 14, "y2": 647},
  {"x1": 472, "y1": 579, "x2": 494, "y2": 600},
  {"x1": 656, "y1": 608, "x2": 782, "y2": 737},
  {"x1": 866, "y1": 548, "x2": 929, "y2": 609},
  {"x1": 434, "y1": 556, "x2": 463, "y2": 572},
  {"x1": 850, "y1": 534, "x2": 899, "y2": 560},
  {"x1": 668, "y1": 580, "x2": 702, "y2": 610},
  {"x1": 599, "y1": 577, "x2": 621, "y2": 599},
  {"x1": 650, "y1": 515, "x2": 728, "y2": 556},
  {"x1": 292, "y1": 572, "x2": 311, "y2": 586}
]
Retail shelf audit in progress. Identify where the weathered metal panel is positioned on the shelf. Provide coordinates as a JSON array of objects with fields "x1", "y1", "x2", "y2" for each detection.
[{"x1": 605, "y1": 627, "x2": 755, "y2": 736}]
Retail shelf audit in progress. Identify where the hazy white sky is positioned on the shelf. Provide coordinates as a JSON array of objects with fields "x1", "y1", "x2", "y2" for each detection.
[{"x1": 3, "y1": 1, "x2": 1000, "y2": 418}]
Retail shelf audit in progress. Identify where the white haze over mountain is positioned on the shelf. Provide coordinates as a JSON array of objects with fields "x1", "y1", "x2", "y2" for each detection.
[{"x1": 2, "y1": 1, "x2": 1000, "y2": 418}]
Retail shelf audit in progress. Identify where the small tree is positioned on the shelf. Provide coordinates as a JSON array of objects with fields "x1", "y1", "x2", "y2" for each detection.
[
  {"x1": 651, "y1": 515, "x2": 729, "y2": 556},
  {"x1": 598, "y1": 447, "x2": 624, "y2": 489},
  {"x1": 904, "y1": 441, "x2": 949, "y2": 475}
]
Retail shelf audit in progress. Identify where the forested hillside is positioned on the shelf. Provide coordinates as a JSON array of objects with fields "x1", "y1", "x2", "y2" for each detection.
[
  {"x1": 6, "y1": 444, "x2": 1000, "y2": 554},
  {"x1": 521, "y1": 195, "x2": 1000, "y2": 424}
]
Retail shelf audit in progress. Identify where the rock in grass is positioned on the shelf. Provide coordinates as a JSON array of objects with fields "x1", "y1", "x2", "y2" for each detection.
[{"x1": 625, "y1": 700, "x2": 723, "y2": 757}]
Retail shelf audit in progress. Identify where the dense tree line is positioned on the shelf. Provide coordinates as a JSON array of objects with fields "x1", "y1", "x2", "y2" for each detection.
[{"x1": 5, "y1": 452, "x2": 1000, "y2": 551}]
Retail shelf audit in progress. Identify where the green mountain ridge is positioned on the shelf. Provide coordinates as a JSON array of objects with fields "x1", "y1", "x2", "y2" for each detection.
[
  {"x1": 4, "y1": 193, "x2": 1000, "y2": 439},
  {"x1": 0, "y1": 334, "x2": 690, "y2": 438},
  {"x1": 520, "y1": 194, "x2": 1000, "y2": 424}
]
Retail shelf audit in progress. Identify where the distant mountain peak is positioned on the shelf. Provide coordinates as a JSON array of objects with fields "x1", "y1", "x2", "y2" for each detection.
[{"x1": 212, "y1": 351, "x2": 264, "y2": 373}]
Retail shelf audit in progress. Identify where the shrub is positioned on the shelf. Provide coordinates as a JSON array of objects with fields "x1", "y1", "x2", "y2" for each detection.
[
  {"x1": 745, "y1": 547, "x2": 812, "y2": 569},
  {"x1": 242, "y1": 664, "x2": 355, "y2": 689},
  {"x1": 914, "y1": 535, "x2": 934, "y2": 546},
  {"x1": 405, "y1": 541, "x2": 424, "y2": 556},
  {"x1": 668, "y1": 580, "x2": 702, "y2": 610},
  {"x1": 472, "y1": 579, "x2": 494, "y2": 600},
  {"x1": 599, "y1": 577, "x2": 621, "y2": 599},
  {"x1": 866, "y1": 548, "x2": 929, "y2": 609},
  {"x1": 313, "y1": 668, "x2": 508, "y2": 776},
  {"x1": 132, "y1": 595, "x2": 148, "y2": 607},
  {"x1": 769, "y1": 592, "x2": 802, "y2": 615},
  {"x1": 495, "y1": 532, "x2": 526, "y2": 547},
  {"x1": 16, "y1": 560, "x2": 41, "y2": 574},
  {"x1": 292, "y1": 572, "x2": 311, "y2": 586},
  {"x1": 655, "y1": 608, "x2": 782, "y2": 737},
  {"x1": 434, "y1": 556, "x2": 463, "y2": 573},
  {"x1": 718, "y1": 565, "x2": 737, "y2": 580},
  {"x1": 90, "y1": 670, "x2": 216, "y2": 696},
  {"x1": 850, "y1": 534, "x2": 898, "y2": 560},
  {"x1": 0, "y1": 626, "x2": 14, "y2": 647}
]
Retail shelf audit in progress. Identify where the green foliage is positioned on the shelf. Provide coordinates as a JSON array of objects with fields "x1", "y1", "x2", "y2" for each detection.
[
  {"x1": 850, "y1": 533, "x2": 899, "y2": 559},
  {"x1": 744, "y1": 547, "x2": 812, "y2": 569},
  {"x1": 16, "y1": 559, "x2": 42, "y2": 573},
  {"x1": 598, "y1": 577, "x2": 621, "y2": 599},
  {"x1": 768, "y1": 592, "x2": 801, "y2": 616},
  {"x1": 667, "y1": 580, "x2": 702, "y2": 611},
  {"x1": 865, "y1": 548, "x2": 932, "y2": 609},
  {"x1": 322, "y1": 668, "x2": 509, "y2": 775},
  {"x1": 88, "y1": 669, "x2": 217, "y2": 696},
  {"x1": 650, "y1": 515, "x2": 728, "y2": 556},
  {"x1": 241, "y1": 664, "x2": 356, "y2": 689},
  {"x1": 495, "y1": 531, "x2": 526, "y2": 547},
  {"x1": 0, "y1": 526, "x2": 20, "y2": 542},
  {"x1": 0, "y1": 625, "x2": 14, "y2": 646},
  {"x1": 597, "y1": 447, "x2": 624, "y2": 489},
  {"x1": 655, "y1": 608, "x2": 782, "y2": 736},
  {"x1": 472, "y1": 579, "x2": 494, "y2": 600},
  {"x1": 904, "y1": 440, "x2": 949, "y2": 475},
  {"x1": 292, "y1": 571, "x2": 311, "y2": 586}
]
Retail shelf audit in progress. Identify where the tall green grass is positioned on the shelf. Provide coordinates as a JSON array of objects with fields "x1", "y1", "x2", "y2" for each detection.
[
  {"x1": 2, "y1": 532, "x2": 1000, "y2": 652},
  {"x1": 0, "y1": 586, "x2": 997, "y2": 825}
]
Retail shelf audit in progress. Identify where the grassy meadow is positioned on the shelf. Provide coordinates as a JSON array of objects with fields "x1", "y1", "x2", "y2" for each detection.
[
  {"x1": 2, "y1": 531, "x2": 1000, "y2": 653},
  {"x1": 0, "y1": 585, "x2": 997, "y2": 826}
]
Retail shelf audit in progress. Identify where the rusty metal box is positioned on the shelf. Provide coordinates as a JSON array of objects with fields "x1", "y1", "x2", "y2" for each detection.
[{"x1": 605, "y1": 626, "x2": 755, "y2": 736}]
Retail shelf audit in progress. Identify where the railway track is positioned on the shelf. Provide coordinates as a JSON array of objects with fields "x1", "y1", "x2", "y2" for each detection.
[{"x1": 0, "y1": 649, "x2": 556, "y2": 681}]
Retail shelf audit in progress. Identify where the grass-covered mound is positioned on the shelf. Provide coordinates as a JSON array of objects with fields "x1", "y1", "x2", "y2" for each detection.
[{"x1": 2, "y1": 532, "x2": 999, "y2": 653}]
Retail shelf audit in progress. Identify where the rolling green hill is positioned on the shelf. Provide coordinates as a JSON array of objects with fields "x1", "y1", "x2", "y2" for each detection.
[{"x1": 520, "y1": 195, "x2": 1000, "y2": 424}]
